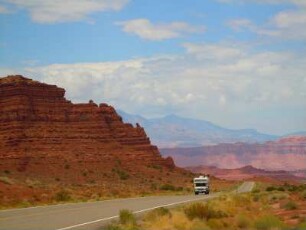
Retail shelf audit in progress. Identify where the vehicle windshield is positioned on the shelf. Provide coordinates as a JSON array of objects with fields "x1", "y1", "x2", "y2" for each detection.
[{"x1": 195, "y1": 183, "x2": 207, "y2": 187}]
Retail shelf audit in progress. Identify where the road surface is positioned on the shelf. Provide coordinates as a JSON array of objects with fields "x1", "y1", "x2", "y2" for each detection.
[{"x1": 0, "y1": 181, "x2": 254, "y2": 230}]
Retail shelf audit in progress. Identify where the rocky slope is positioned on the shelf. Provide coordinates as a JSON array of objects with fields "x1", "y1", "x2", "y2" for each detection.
[
  {"x1": 0, "y1": 75, "x2": 191, "y2": 207},
  {"x1": 161, "y1": 136, "x2": 306, "y2": 171}
]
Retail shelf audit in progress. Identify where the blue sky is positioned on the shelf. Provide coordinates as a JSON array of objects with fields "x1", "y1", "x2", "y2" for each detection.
[{"x1": 0, "y1": 0, "x2": 305, "y2": 135}]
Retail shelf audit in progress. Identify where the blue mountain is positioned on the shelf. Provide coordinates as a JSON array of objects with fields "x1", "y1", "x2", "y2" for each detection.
[{"x1": 118, "y1": 110, "x2": 278, "y2": 148}]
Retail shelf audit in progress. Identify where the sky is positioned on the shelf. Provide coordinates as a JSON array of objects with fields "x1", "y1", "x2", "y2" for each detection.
[{"x1": 0, "y1": 0, "x2": 305, "y2": 135}]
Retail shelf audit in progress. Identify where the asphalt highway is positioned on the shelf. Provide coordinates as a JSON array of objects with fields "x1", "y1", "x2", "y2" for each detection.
[{"x1": 0, "y1": 181, "x2": 254, "y2": 230}]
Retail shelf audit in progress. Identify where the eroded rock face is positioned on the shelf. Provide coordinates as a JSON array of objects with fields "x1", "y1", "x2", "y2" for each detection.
[
  {"x1": 0, "y1": 75, "x2": 175, "y2": 177},
  {"x1": 161, "y1": 136, "x2": 306, "y2": 171}
]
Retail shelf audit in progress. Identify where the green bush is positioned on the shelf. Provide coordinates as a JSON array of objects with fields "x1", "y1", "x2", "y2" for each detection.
[
  {"x1": 184, "y1": 203, "x2": 227, "y2": 221},
  {"x1": 288, "y1": 185, "x2": 298, "y2": 192},
  {"x1": 254, "y1": 215, "x2": 284, "y2": 230},
  {"x1": 119, "y1": 209, "x2": 136, "y2": 225},
  {"x1": 302, "y1": 190, "x2": 306, "y2": 200},
  {"x1": 298, "y1": 221, "x2": 306, "y2": 230},
  {"x1": 160, "y1": 184, "x2": 175, "y2": 191},
  {"x1": 54, "y1": 190, "x2": 71, "y2": 202},
  {"x1": 266, "y1": 186, "x2": 275, "y2": 192},
  {"x1": 277, "y1": 186, "x2": 285, "y2": 191},
  {"x1": 115, "y1": 169, "x2": 129, "y2": 180},
  {"x1": 283, "y1": 200, "x2": 297, "y2": 210},
  {"x1": 252, "y1": 188, "x2": 261, "y2": 193}
]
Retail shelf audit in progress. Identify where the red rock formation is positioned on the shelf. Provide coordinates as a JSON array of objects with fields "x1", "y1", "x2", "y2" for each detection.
[
  {"x1": 186, "y1": 165, "x2": 305, "y2": 181},
  {"x1": 161, "y1": 136, "x2": 306, "y2": 171},
  {"x1": 0, "y1": 75, "x2": 175, "y2": 178}
]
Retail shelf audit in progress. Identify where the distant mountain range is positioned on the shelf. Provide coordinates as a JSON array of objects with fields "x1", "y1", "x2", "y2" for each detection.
[{"x1": 118, "y1": 111, "x2": 279, "y2": 148}]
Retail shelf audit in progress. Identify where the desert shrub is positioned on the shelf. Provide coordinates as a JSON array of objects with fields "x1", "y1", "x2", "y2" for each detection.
[
  {"x1": 114, "y1": 169, "x2": 129, "y2": 180},
  {"x1": 252, "y1": 188, "x2": 261, "y2": 193},
  {"x1": 253, "y1": 194, "x2": 260, "y2": 202},
  {"x1": 277, "y1": 186, "x2": 285, "y2": 191},
  {"x1": 288, "y1": 185, "x2": 298, "y2": 192},
  {"x1": 190, "y1": 220, "x2": 211, "y2": 230},
  {"x1": 184, "y1": 203, "x2": 227, "y2": 221},
  {"x1": 64, "y1": 164, "x2": 70, "y2": 169},
  {"x1": 54, "y1": 190, "x2": 71, "y2": 202},
  {"x1": 150, "y1": 164, "x2": 162, "y2": 170},
  {"x1": 160, "y1": 184, "x2": 175, "y2": 191},
  {"x1": 298, "y1": 221, "x2": 306, "y2": 230},
  {"x1": 236, "y1": 214, "x2": 250, "y2": 229},
  {"x1": 144, "y1": 207, "x2": 171, "y2": 222},
  {"x1": 302, "y1": 190, "x2": 306, "y2": 200},
  {"x1": 207, "y1": 218, "x2": 225, "y2": 229},
  {"x1": 150, "y1": 183, "x2": 157, "y2": 190},
  {"x1": 283, "y1": 200, "x2": 297, "y2": 210},
  {"x1": 266, "y1": 186, "x2": 275, "y2": 192},
  {"x1": 105, "y1": 224, "x2": 122, "y2": 230},
  {"x1": 119, "y1": 209, "x2": 136, "y2": 225},
  {"x1": 254, "y1": 215, "x2": 284, "y2": 230},
  {"x1": 233, "y1": 194, "x2": 251, "y2": 207},
  {"x1": 0, "y1": 176, "x2": 14, "y2": 185},
  {"x1": 184, "y1": 203, "x2": 208, "y2": 220}
]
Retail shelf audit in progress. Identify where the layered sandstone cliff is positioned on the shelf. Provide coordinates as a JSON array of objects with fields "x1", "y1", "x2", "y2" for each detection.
[
  {"x1": 0, "y1": 75, "x2": 175, "y2": 179},
  {"x1": 161, "y1": 136, "x2": 306, "y2": 170}
]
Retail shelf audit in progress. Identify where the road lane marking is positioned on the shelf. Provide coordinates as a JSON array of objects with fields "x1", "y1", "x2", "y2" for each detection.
[{"x1": 55, "y1": 195, "x2": 218, "y2": 230}]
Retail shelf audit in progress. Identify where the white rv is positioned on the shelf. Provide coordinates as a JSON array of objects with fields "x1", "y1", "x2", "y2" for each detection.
[{"x1": 193, "y1": 175, "x2": 210, "y2": 195}]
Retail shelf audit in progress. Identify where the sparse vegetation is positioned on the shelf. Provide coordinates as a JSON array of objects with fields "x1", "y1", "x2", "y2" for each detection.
[
  {"x1": 106, "y1": 210, "x2": 138, "y2": 230},
  {"x1": 236, "y1": 214, "x2": 250, "y2": 229},
  {"x1": 54, "y1": 190, "x2": 71, "y2": 202},
  {"x1": 283, "y1": 200, "x2": 298, "y2": 210},
  {"x1": 0, "y1": 176, "x2": 14, "y2": 185},
  {"x1": 119, "y1": 209, "x2": 136, "y2": 225},
  {"x1": 254, "y1": 215, "x2": 284, "y2": 230},
  {"x1": 104, "y1": 182, "x2": 306, "y2": 230},
  {"x1": 184, "y1": 203, "x2": 227, "y2": 221}
]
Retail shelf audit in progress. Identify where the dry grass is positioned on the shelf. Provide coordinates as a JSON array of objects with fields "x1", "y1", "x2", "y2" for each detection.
[{"x1": 104, "y1": 182, "x2": 306, "y2": 230}]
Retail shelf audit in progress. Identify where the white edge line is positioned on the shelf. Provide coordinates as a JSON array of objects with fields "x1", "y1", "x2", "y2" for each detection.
[{"x1": 55, "y1": 195, "x2": 217, "y2": 230}]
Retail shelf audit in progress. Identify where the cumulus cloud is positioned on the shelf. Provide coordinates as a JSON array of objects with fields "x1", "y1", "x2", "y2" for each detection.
[
  {"x1": 2, "y1": 0, "x2": 129, "y2": 23},
  {"x1": 226, "y1": 0, "x2": 306, "y2": 40},
  {"x1": 116, "y1": 19, "x2": 205, "y2": 40},
  {"x1": 21, "y1": 42, "x2": 306, "y2": 134},
  {"x1": 183, "y1": 43, "x2": 245, "y2": 60}
]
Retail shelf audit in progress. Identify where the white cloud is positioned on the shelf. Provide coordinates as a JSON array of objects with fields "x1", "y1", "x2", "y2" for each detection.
[
  {"x1": 218, "y1": 0, "x2": 306, "y2": 7},
  {"x1": 183, "y1": 43, "x2": 245, "y2": 60},
  {"x1": 21, "y1": 42, "x2": 306, "y2": 134},
  {"x1": 3, "y1": 0, "x2": 129, "y2": 23},
  {"x1": 116, "y1": 19, "x2": 205, "y2": 41},
  {"x1": 226, "y1": 0, "x2": 306, "y2": 40}
]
